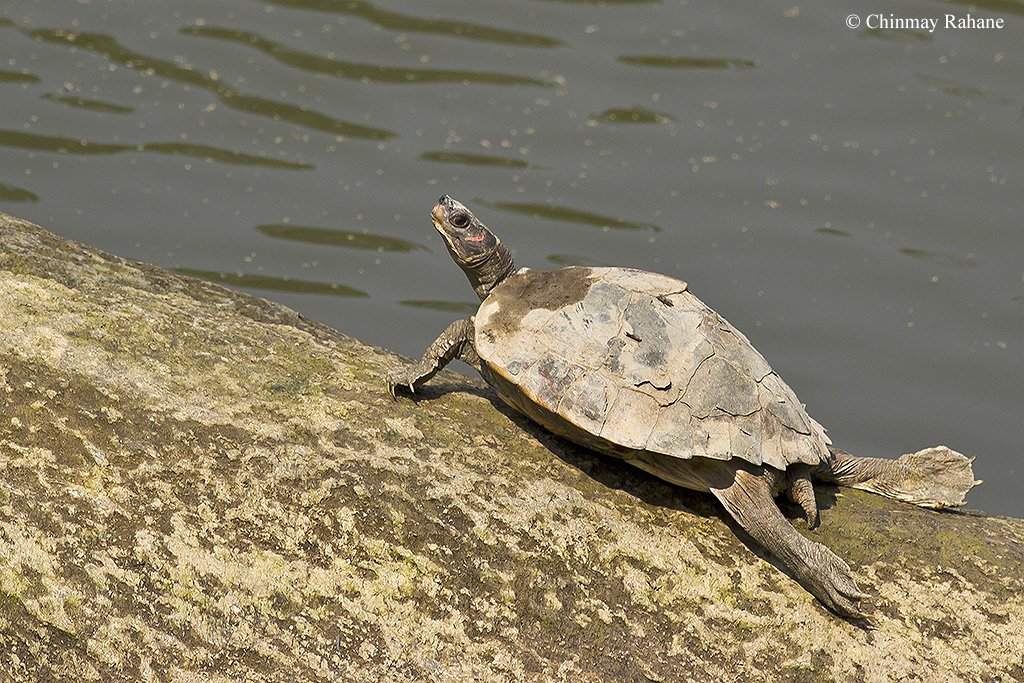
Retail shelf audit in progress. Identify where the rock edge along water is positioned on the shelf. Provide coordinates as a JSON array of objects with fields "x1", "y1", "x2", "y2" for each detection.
[{"x1": 1, "y1": 210, "x2": 1022, "y2": 682}]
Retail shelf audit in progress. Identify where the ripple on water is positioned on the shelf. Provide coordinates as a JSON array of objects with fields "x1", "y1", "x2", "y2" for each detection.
[
  {"x1": 249, "y1": 0, "x2": 562, "y2": 47},
  {"x1": 419, "y1": 151, "x2": 532, "y2": 169},
  {"x1": 863, "y1": 27, "x2": 934, "y2": 42},
  {"x1": 256, "y1": 224, "x2": 428, "y2": 252},
  {"x1": 399, "y1": 300, "x2": 480, "y2": 314},
  {"x1": 941, "y1": 0, "x2": 1024, "y2": 18},
  {"x1": 180, "y1": 26, "x2": 551, "y2": 87},
  {"x1": 617, "y1": 55, "x2": 758, "y2": 69},
  {"x1": 592, "y1": 107, "x2": 675, "y2": 124},
  {"x1": 484, "y1": 201, "x2": 662, "y2": 232},
  {"x1": 0, "y1": 69, "x2": 40, "y2": 84},
  {"x1": 0, "y1": 129, "x2": 313, "y2": 170},
  {"x1": 28, "y1": 29, "x2": 396, "y2": 140},
  {"x1": 917, "y1": 74, "x2": 1015, "y2": 106},
  {"x1": 532, "y1": 0, "x2": 658, "y2": 4},
  {"x1": 898, "y1": 248, "x2": 978, "y2": 269},
  {"x1": 0, "y1": 182, "x2": 39, "y2": 203},
  {"x1": 175, "y1": 269, "x2": 369, "y2": 297},
  {"x1": 40, "y1": 93, "x2": 134, "y2": 113}
]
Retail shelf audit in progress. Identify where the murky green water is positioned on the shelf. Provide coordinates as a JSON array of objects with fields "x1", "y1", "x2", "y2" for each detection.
[{"x1": 1, "y1": 0, "x2": 1021, "y2": 516}]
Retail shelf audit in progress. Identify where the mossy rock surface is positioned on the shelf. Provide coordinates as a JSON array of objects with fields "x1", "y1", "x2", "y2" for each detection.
[{"x1": 0, "y1": 211, "x2": 1022, "y2": 682}]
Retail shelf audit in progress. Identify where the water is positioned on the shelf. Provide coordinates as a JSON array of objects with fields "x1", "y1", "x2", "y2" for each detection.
[{"x1": 1, "y1": 0, "x2": 1021, "y2": 516}]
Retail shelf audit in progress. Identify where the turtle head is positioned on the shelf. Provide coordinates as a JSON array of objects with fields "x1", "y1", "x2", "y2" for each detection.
[{"x1": 432, "y1": 195, "x2": 516, "y2": 301}]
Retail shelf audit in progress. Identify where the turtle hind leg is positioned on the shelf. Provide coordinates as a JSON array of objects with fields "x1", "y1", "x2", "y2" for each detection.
[
  {"x1": 706, "y1": 464, "x2": 868, "y2": 619},
  {"x1": 820, "y1": 446, "x2": 981, "y2": 509}
]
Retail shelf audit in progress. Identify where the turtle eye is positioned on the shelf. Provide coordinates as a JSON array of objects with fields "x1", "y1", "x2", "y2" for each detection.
[{"x1": 450, "y1": 212, "x2": 471, "y2": 229}]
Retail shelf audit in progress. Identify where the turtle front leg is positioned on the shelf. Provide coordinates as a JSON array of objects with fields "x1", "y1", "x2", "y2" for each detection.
[
  {"x1": 706, "y1": 463, "x2": 869, "y2": 619},
  {"x1": 817, "y1": 446, "x2": 980, "y2": 509},
  {"x1": 386, "y1": 317, "x2": 479, "y2": 397}
]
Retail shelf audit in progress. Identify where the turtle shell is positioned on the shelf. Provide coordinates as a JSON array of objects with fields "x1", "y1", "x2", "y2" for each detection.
[{"x1": 474, "y1": 266, "x2": 830, "y2": 471}]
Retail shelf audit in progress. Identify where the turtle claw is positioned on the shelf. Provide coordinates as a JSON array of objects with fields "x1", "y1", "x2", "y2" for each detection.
[
  {"x1": 385, "y1": 366, "x2": 424, "y2": 399},
  {"x1": 385, "y1": 368, "x2": 403, "y2": 399},
  {"x1": 786, "y1": 464, "x2": 819, "y2": 529},
  {"x1": 801, "y1": 541, "x2": 871, "y2": 620}
]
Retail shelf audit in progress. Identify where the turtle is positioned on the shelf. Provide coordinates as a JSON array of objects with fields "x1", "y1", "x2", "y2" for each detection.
[{"x1": 385, "y1": 194, "x2": 980, "y2": 619}]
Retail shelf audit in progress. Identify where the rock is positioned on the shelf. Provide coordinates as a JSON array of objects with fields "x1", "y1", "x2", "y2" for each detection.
[{"x1": 0, "y1": 211, "x2": 1022, "y2": 682}]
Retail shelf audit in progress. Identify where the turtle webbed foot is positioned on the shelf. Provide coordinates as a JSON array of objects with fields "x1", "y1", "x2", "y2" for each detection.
[
  {"x1": 864, "y1": 446, "x2": 980, "y2": 509},
  {"x1": 894, "y1": 446, "x2": 981, "y2": 508}
]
